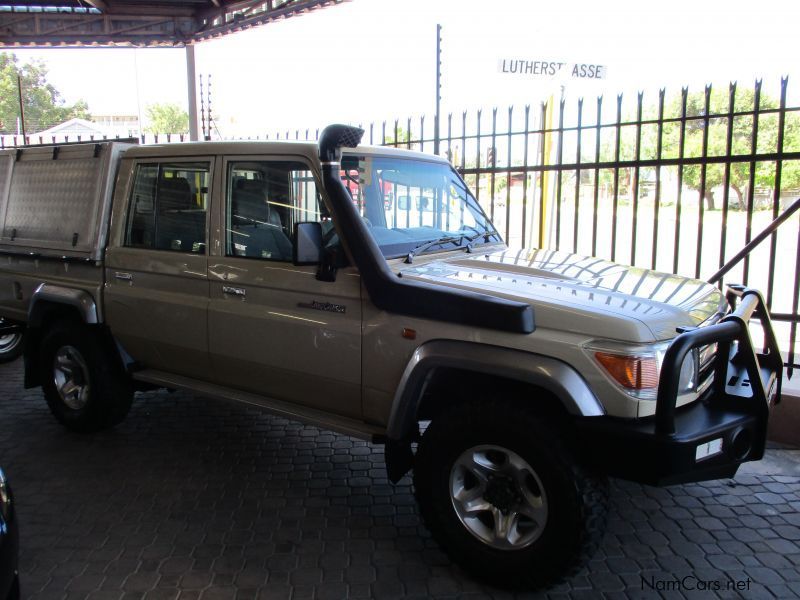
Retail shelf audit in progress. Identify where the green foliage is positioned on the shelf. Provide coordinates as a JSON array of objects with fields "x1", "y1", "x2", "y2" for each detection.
[
  {"x1": 598, "y1": 86, "x2": 800, "y2": 209},
  {"x1": 384, "y1": 126, "x2": 412, "y2": 146},
  {"x1": 144, "y1": 103, "x2": 189, "y2": 134},
  {"x1": 659, "y1": 87, "x2": 795, "y2": 208},
  {"x1": 0, "y1": 52, "x2": 90, "y2": 134}
]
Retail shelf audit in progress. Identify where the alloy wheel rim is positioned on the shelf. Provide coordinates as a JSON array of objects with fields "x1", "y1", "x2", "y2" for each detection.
[
  {"x1": 53, "y1": 346, "x2": 91, "y2": 410},
  {"x1": 449, "y1": 444, "x2": 548, "y2": 550},
  {"x1": 0, "y1": 333, "x2": 22, "y2": 354}
]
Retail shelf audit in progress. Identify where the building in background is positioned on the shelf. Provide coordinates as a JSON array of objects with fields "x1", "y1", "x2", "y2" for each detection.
[{"x1": 90, "y1": 114, "x2": 140, "y2": 138}]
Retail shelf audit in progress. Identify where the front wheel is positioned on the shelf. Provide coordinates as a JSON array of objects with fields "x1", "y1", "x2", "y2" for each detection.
[
  {"x1": 40, "y1": 322, "x2": 133, "y2": 433},
  {"x1": 413, "y1": 399, "x2": 609, "y2": 590}
]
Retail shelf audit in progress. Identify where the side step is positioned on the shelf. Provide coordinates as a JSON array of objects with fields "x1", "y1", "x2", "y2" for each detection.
[{"x1": 132, "y1": 369, "x2": 384, "y2": 442}]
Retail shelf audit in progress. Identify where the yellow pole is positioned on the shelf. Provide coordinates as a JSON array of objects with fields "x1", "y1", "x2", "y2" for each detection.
[{"x1": 539, "y1": 93, "x2": 555, "y2": 248}]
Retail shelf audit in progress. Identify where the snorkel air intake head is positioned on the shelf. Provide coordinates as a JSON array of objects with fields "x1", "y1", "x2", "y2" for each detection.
[{"x1": 318, "y1": 124, "x2": 365, "y2": 163}]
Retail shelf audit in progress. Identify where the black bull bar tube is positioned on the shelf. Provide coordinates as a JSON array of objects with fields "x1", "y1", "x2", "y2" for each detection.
[
  {"x1": 656, "y1": 286, "x2": 782, "y2": 435},
  {"x1": 576, "y1": 286, "x2": 784, "y2": 486}
]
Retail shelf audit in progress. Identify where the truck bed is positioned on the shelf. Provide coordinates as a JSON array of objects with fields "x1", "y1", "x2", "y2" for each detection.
[{"x1": 0, "y1": 141, "x2": 133, "y2": 323}]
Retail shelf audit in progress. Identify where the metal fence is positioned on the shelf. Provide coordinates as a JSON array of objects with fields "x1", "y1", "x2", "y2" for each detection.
[
  {"x1": 265, "y1": 79, "x2": 800, "y2": 369},
  {"x1": 3, "y1": 78, "x2": 799, "y2": 369}
]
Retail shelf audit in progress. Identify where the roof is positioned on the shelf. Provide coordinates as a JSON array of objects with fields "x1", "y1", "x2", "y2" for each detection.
[
  {"x1": 35, "y1": 117, "x2": 106, "y2": 136},
  {"x1": 122, "y1": 139, "x2": 449, "y2": 163},
  {"x1": 0, "y1": 0, "x2": 347, "y2": 47}
]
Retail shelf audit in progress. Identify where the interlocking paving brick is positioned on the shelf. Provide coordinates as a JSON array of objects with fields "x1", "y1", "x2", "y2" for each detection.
[{"x1": 1, "y1": 360, "x2": 798, "y2": 599}]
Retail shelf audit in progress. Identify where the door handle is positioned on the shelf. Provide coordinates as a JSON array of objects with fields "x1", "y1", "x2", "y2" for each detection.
[
  {"x1": 222, "y1": 286, "x2": 246, "y2": 297},
  {"x1": 114, "y1": 272, "x2": 133, "y2": 281}
]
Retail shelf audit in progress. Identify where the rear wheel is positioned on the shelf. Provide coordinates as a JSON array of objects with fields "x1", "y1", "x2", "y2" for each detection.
[
  {"x1": 0, "y1": 321, "x2": 23, "y2": 364},
  {"x1": 40, "y1": 322, "x2": 133, "y2": 433},
  {"x1": 413, "y1": 399, "x2": 608, "y2": 590}
]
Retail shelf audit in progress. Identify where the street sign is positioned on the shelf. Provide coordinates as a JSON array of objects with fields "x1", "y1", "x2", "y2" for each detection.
[{"x1": 498, "y1": 59, "x2": 607, "y2": 80}]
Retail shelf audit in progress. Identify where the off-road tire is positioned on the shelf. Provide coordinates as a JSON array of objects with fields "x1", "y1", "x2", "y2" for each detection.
[
  {"x1": 413, "y1": 398, "x2": 609, "y2": 590},
  {"x1": 40, "y1": 322, "x2": 133, "y2": 433}
]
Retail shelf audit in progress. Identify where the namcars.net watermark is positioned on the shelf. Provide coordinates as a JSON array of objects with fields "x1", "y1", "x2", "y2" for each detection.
[{"x1": 642, "y1": 574, "x2": 752, "y2": 593}]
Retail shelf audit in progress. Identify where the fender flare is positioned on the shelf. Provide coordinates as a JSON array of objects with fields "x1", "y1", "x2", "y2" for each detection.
[
  {"x1": 383, "y1": 340, "x2": 605, "y2": 482},
  {"x1": 28, "y1": 283, "x2": 99, "y2": 326},
  {"x1": 23, "y1": 284, "x2": 100, "y2": 388}
]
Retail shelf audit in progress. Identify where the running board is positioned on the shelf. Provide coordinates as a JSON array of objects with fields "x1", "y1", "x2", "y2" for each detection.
[{"x1": 132, "y1": 369, "x2": 383, "y2": 442}]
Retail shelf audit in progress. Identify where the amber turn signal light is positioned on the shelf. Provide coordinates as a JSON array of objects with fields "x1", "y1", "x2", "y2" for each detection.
[{"x1": 594, "y1": 352, "x2": 659, "y2": 390}]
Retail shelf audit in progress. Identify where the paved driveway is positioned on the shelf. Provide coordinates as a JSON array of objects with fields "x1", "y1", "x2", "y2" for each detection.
[{"x1": 1, "y1": 360, "x2": 798, "y2": 599}]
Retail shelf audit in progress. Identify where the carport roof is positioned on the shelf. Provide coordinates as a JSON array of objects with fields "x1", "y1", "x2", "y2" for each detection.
[{"x1": 0, "y1": 0, "x2": 347, "y2": 47}]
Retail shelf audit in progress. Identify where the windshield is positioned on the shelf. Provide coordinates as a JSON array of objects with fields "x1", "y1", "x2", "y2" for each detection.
[{"x1": 339, "y1": 154, "x2": 499, "y2": 259}]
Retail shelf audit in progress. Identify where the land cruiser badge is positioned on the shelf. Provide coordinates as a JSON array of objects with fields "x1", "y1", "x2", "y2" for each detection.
[{"x1": 298, "y1": 300, "x2": 346, "y2": 314}]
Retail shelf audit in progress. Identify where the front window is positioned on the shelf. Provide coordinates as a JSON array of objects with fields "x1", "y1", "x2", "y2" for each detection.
[
  {"x1": 225, "y1": 160, "x2": 323, "y2": 262},
  {"x1": 340, "y1": 154, "x2": 499, "y2": 259}
]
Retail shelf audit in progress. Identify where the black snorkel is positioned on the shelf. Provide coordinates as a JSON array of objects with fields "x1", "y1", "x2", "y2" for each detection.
[{"x1": 318, "y1": 124, "x2": 534, "y2": 334}]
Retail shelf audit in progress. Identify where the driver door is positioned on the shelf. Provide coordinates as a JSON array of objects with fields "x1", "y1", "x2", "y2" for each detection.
[{"x1": 207, "y1": 156, "x2": 363, "y2": 419}]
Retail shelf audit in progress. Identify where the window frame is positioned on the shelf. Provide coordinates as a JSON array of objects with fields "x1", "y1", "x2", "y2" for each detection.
[
  {"x1": 123, "y1": 157, "x2": 214, "y2": 255},
  {"x1": 221, "y1": 155, "x2": 325, "y2": 263}
]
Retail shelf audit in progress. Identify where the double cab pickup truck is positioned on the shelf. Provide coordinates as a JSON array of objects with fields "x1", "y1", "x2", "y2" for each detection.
[{"x1": 0, "y1": 125, "x2": 784, "y2": 589}]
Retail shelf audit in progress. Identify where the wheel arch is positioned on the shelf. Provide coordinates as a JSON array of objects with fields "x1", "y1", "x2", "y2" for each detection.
[
  {"x1": 28, "y1": 283, "x2": 100, "y2": 327},
  {"x1": 384, "y1": 340, "x2": 604, "y2": 482},
  {"x1": 23, "y1": 285, "x2": 105, "y2": 389}
]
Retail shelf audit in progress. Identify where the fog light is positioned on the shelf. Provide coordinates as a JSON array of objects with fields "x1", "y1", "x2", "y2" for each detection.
[{"x1": 695, "y1": 438, "x2": 723, "y2": 462}]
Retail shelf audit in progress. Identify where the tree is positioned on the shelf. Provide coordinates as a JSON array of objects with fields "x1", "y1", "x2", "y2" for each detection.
[
  {"x1": 658, "y1": 86, "x2": 800, "y2": 210},
  {"x1": 599, "y1": 86, "x2": 800, "y2": 211},
  {"x1": 0, "y1": 52, "x2": 90, "y2": 134},
  {"x1": 384, "y1": 126, "x2": 412, "y2": 147},
  {"x1": 144, "y1": 103, "x2": 189, "y2": 134}
]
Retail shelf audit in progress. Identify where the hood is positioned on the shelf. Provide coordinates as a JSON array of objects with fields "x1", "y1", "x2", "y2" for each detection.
[{"x1": 397, "y1": 247, "x2": 726, "y2": 342}]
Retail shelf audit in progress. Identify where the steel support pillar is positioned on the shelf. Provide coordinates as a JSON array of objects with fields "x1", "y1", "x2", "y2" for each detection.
[{"x1": 186, "y1": 44, "x2": 199, "y2": 141}]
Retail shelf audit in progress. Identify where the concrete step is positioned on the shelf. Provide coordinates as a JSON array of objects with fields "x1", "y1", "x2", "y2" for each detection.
[{"x1": 739, "y1": 442, "x2": 800, "y2": 476}]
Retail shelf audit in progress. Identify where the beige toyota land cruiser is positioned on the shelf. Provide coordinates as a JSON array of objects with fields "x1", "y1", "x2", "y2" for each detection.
[{"x1": 0, "y1": 125, "x2": 784, "y2": 589}]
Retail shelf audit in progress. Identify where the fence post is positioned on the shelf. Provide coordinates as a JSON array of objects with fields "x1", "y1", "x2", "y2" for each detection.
[{"x1": 434, "y1": 23, "x2": 442, "y2": 156}]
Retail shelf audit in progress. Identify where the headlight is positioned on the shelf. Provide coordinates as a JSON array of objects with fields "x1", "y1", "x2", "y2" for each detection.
[{"x1": 585, "y1": 340, "x2": 697, "y2": 401}]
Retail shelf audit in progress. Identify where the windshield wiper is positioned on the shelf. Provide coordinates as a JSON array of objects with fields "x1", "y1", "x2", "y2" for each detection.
[
  {"x1": 404, "y1": 229, "x2": 502, "y2": 264},
  {"x1": 405, "y1": 235, "x2": 465, "y2": 264},
  {"x1": 470, "y1": 228, "x2": 501, "y2": 244}
]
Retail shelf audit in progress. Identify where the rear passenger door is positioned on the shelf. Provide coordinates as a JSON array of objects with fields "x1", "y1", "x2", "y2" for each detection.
[
  {"x1": 105, "y1": 158, "x2": 213, "y2": 380},
  {"x1": 207, "y1": 156, "x2": 363, "y2": 419}
]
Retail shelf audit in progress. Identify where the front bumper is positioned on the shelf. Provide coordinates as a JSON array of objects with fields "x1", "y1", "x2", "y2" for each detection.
[{"x1": 575, "y1": 287, "x2": 783, "y2": 487}]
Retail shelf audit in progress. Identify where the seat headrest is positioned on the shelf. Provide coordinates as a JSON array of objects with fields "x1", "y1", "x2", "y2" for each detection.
[
  {"x1": 158, "y1": 177, "x2": 194, "y2": 211},
  {"x1": 236, "y1": 179, "x2": 268, "y2": 194},
  {"x1": 232, "y1": 188, "x2": 267, "y2": 224}
]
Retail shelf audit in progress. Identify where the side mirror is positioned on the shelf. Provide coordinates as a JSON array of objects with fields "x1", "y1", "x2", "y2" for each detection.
[{"x1": 293, "y1": 221, "x2": 323, "y2": 265}]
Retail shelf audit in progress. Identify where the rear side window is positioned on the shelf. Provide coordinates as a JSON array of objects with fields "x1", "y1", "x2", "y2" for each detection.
[{"x1": 125, "y1": 161, "x2": 210, "y2": 253}]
